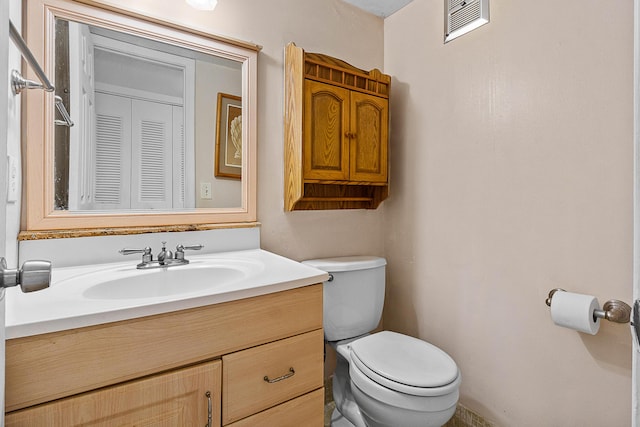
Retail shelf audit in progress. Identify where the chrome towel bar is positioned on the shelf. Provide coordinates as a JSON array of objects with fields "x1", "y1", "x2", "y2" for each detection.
[{"x1": 8, "y1": 20, "x2": 73, "y2": 127}]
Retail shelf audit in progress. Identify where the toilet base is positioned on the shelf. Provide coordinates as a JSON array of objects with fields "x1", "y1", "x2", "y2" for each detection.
[
  {"x1": 331, "y1": 407, "x2": 356, "y2": 427},
  {"x1": 352, "y1": 381, "x2": 456, "y2": 427}
]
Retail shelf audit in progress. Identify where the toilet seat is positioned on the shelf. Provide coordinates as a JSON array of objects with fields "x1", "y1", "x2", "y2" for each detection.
[{"x1": 350, "y1": 331, "x2": 460, "y2": 397}]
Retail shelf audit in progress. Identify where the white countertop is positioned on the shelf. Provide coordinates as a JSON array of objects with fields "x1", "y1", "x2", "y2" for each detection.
[{"x1": 6, "y1": 249, "x2": 328, "y2": 339}]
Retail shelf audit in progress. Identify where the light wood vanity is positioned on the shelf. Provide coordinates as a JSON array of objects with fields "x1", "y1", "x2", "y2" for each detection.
[{"x1": 5, "y1": 284, "x2": 324, "y2": 426}]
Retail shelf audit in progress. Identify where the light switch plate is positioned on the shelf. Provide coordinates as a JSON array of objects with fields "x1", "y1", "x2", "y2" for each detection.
[{"x1": 200, "y1": 182, "x2": 212, "y2": 199}]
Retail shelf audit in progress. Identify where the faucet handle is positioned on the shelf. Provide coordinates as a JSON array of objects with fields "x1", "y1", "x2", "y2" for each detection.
[
  {"x1": 119, "y1": 247, "x2": 152, "y2": 263},
  {"x1": 175, "y1": 244, "x2": 204, "y2": 260}
]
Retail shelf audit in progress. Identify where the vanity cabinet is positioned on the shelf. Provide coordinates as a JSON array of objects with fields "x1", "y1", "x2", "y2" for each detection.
[
  {"x1": 5, "y1": 285, "x2": 324, "y2": 426},
  {"x1": 285, "y1": 42, "x2": 391, "y2": 211}
]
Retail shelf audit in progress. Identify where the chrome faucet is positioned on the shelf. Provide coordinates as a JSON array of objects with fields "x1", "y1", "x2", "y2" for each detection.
[{"x1": 119, "y1": 243, "x2": 204, "y2": 269}]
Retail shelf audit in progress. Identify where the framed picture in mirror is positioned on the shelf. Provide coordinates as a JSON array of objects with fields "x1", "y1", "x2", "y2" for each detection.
[{"x1": 215, "y1": 92, "x2": 242, "y2": 179}]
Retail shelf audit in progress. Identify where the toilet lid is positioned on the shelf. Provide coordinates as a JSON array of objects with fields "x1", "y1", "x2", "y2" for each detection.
[{"x1": 350, "y1": 331, "x2": 458, "y2": 391}]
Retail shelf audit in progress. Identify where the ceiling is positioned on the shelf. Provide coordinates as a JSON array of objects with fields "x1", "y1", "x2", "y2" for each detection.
[{"x1": 340, "y1": 0, "x2": 413, "y2": 18}]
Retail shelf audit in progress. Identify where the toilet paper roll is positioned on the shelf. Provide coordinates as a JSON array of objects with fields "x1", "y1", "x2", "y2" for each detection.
[{"x1": 550, "y1": 291, "x2": 600, "y2": 335}]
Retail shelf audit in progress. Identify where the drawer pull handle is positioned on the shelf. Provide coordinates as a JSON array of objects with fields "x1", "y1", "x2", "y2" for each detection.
[
  {"x1": 205, "y1": 391, "x2": 212, "y2": 427},
  {"x1": 264, "y1": 367, "x2": 295, "y2": 383}
]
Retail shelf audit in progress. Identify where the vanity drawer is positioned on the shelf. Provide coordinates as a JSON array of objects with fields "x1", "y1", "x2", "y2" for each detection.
[
  {"x1": 228, "y1": 388, "x2": 324, "y2": 427},
  {"x1": 222, "y1": 329, "x2": 324, "y2": 425}
]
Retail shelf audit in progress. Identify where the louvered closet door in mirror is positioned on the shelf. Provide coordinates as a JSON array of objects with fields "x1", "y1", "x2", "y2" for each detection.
[
  {"x1": 83, "y1": 94, "x2": 186, "y2": 211},
  {"x1": 131, "y1": 99, "x2": 175, "y2": 210},
  {"x1": 91, "y1": 92, "x2": 132, "y2": 210}
]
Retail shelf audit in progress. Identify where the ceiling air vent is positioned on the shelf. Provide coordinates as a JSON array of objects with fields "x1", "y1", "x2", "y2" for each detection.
[{"x1": 444, "y1": 0, "x2": 489, "y2": 43}]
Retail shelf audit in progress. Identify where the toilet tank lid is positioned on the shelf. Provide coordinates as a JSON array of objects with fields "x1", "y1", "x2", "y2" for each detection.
[{"x1": 302, "y1": 256, "x2": 386, "y2": 272}]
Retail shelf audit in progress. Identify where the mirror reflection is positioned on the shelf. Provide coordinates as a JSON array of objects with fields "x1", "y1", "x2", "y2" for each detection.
[{"x1": 53, "y1": 18, "x2": 243, "y2": 212}]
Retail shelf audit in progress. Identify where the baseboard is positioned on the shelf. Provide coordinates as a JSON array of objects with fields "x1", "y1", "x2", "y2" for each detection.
[{"x1": 444, "y1": 404, "x2": 495, "y2": 427}]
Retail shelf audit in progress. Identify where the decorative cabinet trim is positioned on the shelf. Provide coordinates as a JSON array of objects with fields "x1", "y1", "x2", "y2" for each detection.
[{"x1": 304, "y1": 52, "x2": 390, "y2": 99}]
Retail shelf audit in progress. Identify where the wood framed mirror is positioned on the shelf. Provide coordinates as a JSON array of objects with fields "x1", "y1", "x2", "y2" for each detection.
[{"x1": 20, "y1": 0, "x2": 258, "y2": 238}]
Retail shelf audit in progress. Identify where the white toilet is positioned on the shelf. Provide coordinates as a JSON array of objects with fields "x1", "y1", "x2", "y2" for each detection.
[{"x1": 302, "y1": 256, "x2": 461, "y2": 427}]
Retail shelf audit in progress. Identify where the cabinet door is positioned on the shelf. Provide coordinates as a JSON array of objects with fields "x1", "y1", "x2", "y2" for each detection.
[
  {"x1": 349, "y1": 91, "x2": 388, "y2": 183},
  {"x1": 303, "y1": 80, "x2": 350, "y2": 181},
  {"x1": 6, "y1": 360, "x2": 222, "y2": 427}
]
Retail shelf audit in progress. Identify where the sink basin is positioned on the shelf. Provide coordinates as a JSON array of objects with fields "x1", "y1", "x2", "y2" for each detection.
[{"x1": 83, "y1": 262, "x2": 250, "y2": 299}]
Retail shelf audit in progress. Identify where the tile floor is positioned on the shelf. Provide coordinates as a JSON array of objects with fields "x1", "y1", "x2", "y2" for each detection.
[
  {"x1": 324, "y1": 378, "x2": 334, "y2": 427},
  {"x1": 323, "y1": 377, "x2": 492, "y2": 427},
  {"x1": 324, "y1": 401, "x2": 336, "y2": 427}
]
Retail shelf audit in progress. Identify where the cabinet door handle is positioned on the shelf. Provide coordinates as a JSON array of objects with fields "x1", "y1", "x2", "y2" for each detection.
[
  {"x1": 263, "y1": 367, "x2": 295, "y2": 383},
  {"x1": 205, "y1": 391, "x2": 212, "y2": 427}
]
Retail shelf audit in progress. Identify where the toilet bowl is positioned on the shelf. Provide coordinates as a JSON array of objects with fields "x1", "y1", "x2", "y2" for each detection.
[
  {"x1": 348, "y1": 331, "x2": 460, "y2": 427},
  {"x1": 302, "y1": 256, "x2": 461, "y2": 427}
]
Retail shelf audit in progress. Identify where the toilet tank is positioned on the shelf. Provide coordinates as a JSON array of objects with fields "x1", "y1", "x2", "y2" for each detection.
[{"x1": 302, "y1": 256, "x2": 386, "y2": 342}]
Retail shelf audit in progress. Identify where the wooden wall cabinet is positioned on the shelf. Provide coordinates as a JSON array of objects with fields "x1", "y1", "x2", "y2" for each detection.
[
  {"x1": 5, "y1": 285, "x2": 324, "y2": 426},
  {"x1": 285, "y1": 43, "x2": 391, "y2": 211}
]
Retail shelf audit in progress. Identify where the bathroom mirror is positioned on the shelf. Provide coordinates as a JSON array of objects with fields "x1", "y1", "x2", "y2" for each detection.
[{"x1": 21, "y1": 0, "x2": 258, "y2": 236}]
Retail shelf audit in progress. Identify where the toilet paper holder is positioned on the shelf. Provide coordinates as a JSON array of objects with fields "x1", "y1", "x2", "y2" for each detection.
[{"x1": 545, "y1": 288, "x2": 631, "y2": 323}]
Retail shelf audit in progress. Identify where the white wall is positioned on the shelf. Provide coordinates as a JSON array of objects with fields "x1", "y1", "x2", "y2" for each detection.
[
  {"x1": 384, "y1": 1, "x2": 633, "y2": 425},
  {"x1": 194, "y1": 60, "x2": 241, "y2": 208},
  {"x1": 15, "y1": 1, "x2": 631, "y2": 424},
  {"x1": 11, "y1": 0, "x2": 386, "y2": 263},
  {"x1": 1, "y1": 0, "x2": 11, "y2": 422},
  {"x1": 86, "y1": 0, "x2": 388, "y2": 261},
  {"x1": 6, "y1": 0, "x2": 22, "y2": 267}
]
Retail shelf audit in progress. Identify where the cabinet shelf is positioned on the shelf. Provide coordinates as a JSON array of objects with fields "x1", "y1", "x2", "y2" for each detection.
[
  {"x1": 288, "y1": 182, "x2": 388, "y2": 210},
  {"x1": 284, "y1": 43, "x2": 390, "y2": 211},
  {"x1": 303, "y1": 179, "x2": 388, "y2": 186},
  {"x1": 302, "y1": 197, "x2": 373, "y2": 202}
]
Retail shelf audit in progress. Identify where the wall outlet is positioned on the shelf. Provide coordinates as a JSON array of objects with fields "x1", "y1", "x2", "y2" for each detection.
[{"x1": 200, "y1": 182, "x2": 212, "y2": 199}]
